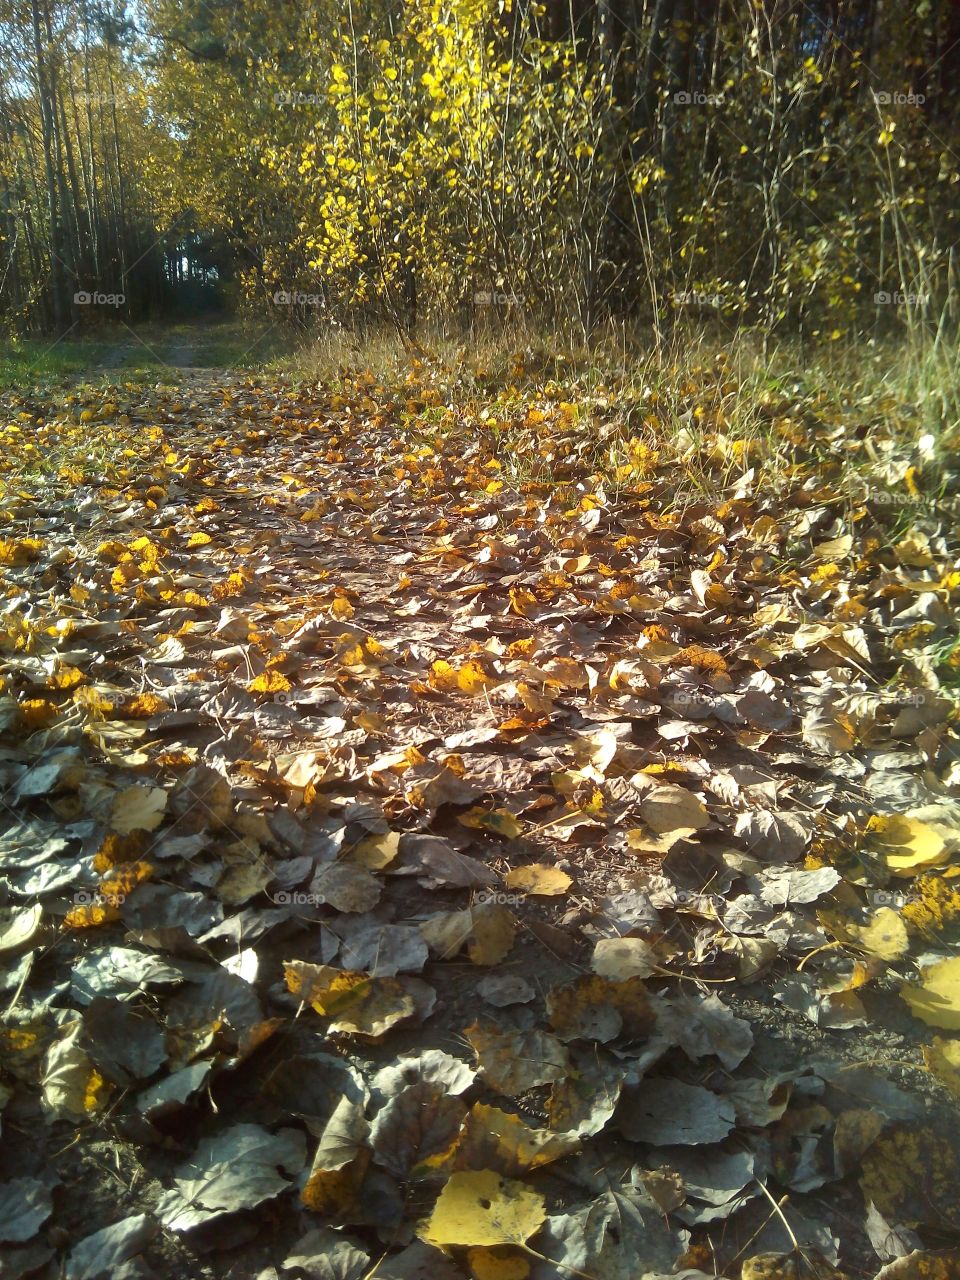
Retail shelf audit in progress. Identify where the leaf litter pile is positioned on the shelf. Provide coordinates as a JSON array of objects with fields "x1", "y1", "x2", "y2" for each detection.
[{"x1": 1, "y1": 362, "x2": 960, "y2": 1280}]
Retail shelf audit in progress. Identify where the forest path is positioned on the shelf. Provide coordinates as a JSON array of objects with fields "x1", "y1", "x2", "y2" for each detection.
[{"x1": 0, "y1": 368, "x2": 955, "y2": 1278}]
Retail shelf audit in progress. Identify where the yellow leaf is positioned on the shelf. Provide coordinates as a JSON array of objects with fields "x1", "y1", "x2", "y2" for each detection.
[
  {"x1": 869, "y1": 815, "x2": 949, "y2": 876},
  {"x1": 859, "y1": 907, "x2": 909, "y2": 960},
  {"x1": 541, "y1": 657, "x2": 588, "y2": 689},
  {"x1": 743, "y1": 1254, "x2": 843, "y2": 1280},
  {"x1": 63, "y1": 902, "x2": 120, "y2": 930},
  {"x1": 592, "y1": 937, "x2": 656, "y2": 979},
  {"x1": 92, "y1": 831, "x2": 147, "y2": 871},
  {"x1": 468, "y1": 906, "x2": 516, "y2": 966},
  {"x1": 705, "y1": 582, "x2": 735, "y2": 607},
  {"x1": 84, "y1": 1068, "x2": 109, "y2": 1112},
  {"x1": 301, "y1": 1095, "x2": 371, "y2": 1215},
  {"x1": 212, "y1": 569, "x2": 249, "y2": 598},
  {"x1": 859, "y1": 1124, "x2": 960, "y2": 1225},
  {"x1": 302, "y1": 1148, "x2": 371, "y2": 1216},
  {"x1": 0, "y1": 537, "x2": 43, "y2": 565},
  {"x1": 19, "y1": 699, "x2": 59, "y2": 729},
  {"x1": 639, "y1": 784, "x2": 710, "y2": 833},
  {"x1": 517, "y1": 684, "x2": 554, "y2": 716},
  {"x1": 355, "y1": 709, "x2": 389, "y2": 733},
  {"x1": 72, "y1": 688, "x2": 113, "y2": 718},
  {"x1": 625, "y1": 827, "x2": 693, "y2": 857},
  {"x1": 869, "y1": 1250, "x2": 960, "y2": 1280},
  {"x1": 467, "y1": 1247, "x2": 531, "y2": 1280},
  {"x1": 895, "y1": 531, "x2": 933, "y2": 567},
  {"x1": 503, "y1": 864, "x2": 571, "y2": 896},
  {"x1": 100, "y1": 860, "x2": 153, "y2": 904},
  {"x1": 330, "y1": 596, "x2": 354, "y2": 620},
  {"x1": 247, "y1": 670, "x2": 291, "y2": 694},
  {"x1": 923, "y1": 1037, "x2": 960, "y2": 1098},
  {"x1": 130, "y1": 537, "x2": 162, "y2": 570},
  {"x1": 457, "y1": 1104, "x2": 579, "y2": 1178},
  {"x1": 284, "y1": 961, "x2": 418, "y2": 1037},
  {"x1": 95, "y1": 540, "x2": 128, "y2": 562},
  {"x1": 509, "y1": 588, "x2": 538, "y2": 617},
  {"x1": 460, "y1": 808, "x2": 524, "y2": 839},
  {"x1": 421, "y1": 905, "x2": 516, "y2": 966},
  {"x1": 458, "y1": 659, "x2": 495, "y2": 695},
  {"x1": 118, "y1": 692, "x2": 168, "y2": 719},
  {"x1": 561, "y1": 554, "x2": 591, "y2": 575},
  {"x1": 347, "y1": 830, "x2": 400, "y2": 870},
  {"x1": 902, "y1": 956, "x2": 960, "y2": 1029},
  {"x1": 429, "y1": 659, "x2": 459, "y2": 692},
  {"x1": 110, "y1": 786, "x2": 167, "y2": 835},
  {"x1": 902, "y1": 876, "x2": 960, "y2": 935},
  {"x1": 419, "y1": 1170, "x2": 546, "y2": 1248},
  {"x1": 111, "y1": 562, "x2": 138, "y2": 591}
]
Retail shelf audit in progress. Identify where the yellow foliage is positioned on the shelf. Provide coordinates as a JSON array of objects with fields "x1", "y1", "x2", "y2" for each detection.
[
  {"x1": 0, "y1": 537, "x2": 43, "y2": 565},
  {"x1": 247, "y1": 670, "x2": 292, "y2": 694}
]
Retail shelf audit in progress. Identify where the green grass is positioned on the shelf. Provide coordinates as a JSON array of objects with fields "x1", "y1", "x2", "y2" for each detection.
[
  {"x1": 0, "y1": 319, "x2": 295, "y2": 388},
  {"x1": 194, "y1": 323, "x2": 291, "y2": 367},
  {"x1": 0, "y1": 336, "x2": 122, "y2": 384}
]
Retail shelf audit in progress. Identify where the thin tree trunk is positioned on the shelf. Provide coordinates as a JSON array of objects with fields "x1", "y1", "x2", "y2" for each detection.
[{"x1": 31, "y1": 0, "x2": 68, "y2": 328}]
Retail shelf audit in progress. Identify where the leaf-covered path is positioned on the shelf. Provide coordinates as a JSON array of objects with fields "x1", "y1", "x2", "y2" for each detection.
[{"x1": 2, "y1": 367, "x2": 960, "y2": 1279}]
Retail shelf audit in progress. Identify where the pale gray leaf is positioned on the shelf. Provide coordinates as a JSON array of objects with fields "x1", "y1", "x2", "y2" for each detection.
[
  {"x1": 618, "y1": 1080, "x2": 736, "y2": 1146},
  {"x1": 0, "y1": 1177, "x2": 54, "y2": 1244}
]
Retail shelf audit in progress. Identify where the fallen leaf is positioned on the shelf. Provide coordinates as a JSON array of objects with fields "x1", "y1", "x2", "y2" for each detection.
[
  {"x1": 618, "y1": 1079, "x2": 736, "y2": 1145},
  {"x1": 110, "y1": 786, "x2": 167, "y2": 835},
  {"x1": 870, "y1": 815, "x2": 949, "y2": 876},
  {"x1": 156, "y1": 1123, "x2": 305, "y2": 1230},
  {"x1": 503, "y1": 864, "x2": 571, "y2": 896},
  {"x1": 465, "y1": 1024, "x2": 569, "y2": 1095},
  {"x1": 419, "y1": 1170, "x2": 546, "y2": 1248},
  {"x1": 902, "y1": 956, "x2": 960, "y2": 1029},
  {"x1": 591, "y1": 937, "x2": 657, "y2": 980},
  {"x1": 922, "y1": 1037, "x2": 960, "y2": 1097},
  {"x1": 640, "y1": 785, "x2": 710, "y2": 833},
  {"x1": 547, "y1": 974, "x2": 656, "y2": 1043}
]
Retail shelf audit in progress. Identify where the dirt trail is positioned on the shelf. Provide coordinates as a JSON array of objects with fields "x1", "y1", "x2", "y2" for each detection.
[
  {"x1": 164, "y1": 342, "x2": 199, "y2": 368},
  {"x1": 95, "y1": 337, "x2": 201, "y2": 370},
  {"x1": 0, "y1": 370, "x2": 958, "y2": 1279},
  {"x1": 96, "y1": 342, "x2": 136, "y2": 369}
]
